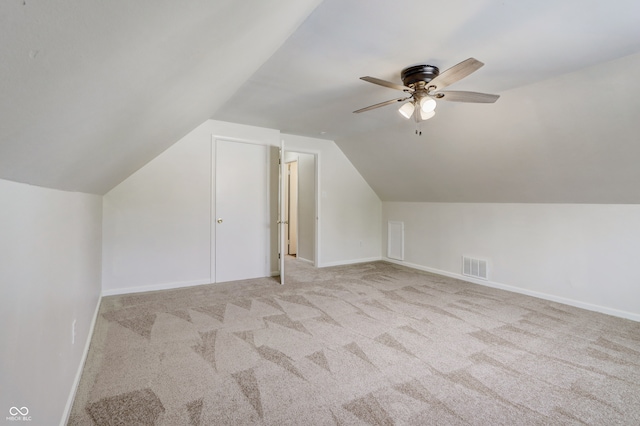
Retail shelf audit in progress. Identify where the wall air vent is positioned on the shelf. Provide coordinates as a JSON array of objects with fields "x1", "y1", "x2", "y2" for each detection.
[{"x1": 462, "y1": 256, "x2": 488, "y2": 280}]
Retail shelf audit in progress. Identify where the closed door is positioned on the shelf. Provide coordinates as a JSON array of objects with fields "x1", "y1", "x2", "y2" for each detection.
[{"x1": 215, "y1": 140, "x2": 270, "y2": 283}]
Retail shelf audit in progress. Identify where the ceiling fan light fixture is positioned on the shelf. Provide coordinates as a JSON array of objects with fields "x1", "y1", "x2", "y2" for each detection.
[
  {"x1": 398, "y1": 102, "x2": 415, "y2": 119},
  {"x1": 354, "y1": 58, "x2": 499, "y2": 133},
  {"x1": 420, "y1": 97, "x2": 437, "y2": 113},
  {"x1": 420, "y1": 109, "x2": 436, "y2": 121}
]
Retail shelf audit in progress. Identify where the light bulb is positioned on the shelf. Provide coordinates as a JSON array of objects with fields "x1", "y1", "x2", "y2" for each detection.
[
  {"x1": 420, "y1": 97, "x2": 437, "y2": 113},
  {"x1": 398, "y1": 102, "x2": 415, "y2": 119}
]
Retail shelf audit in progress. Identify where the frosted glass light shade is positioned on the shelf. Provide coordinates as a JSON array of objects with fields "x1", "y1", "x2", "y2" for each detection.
[
  {"x1": 398, "y1": 102, "x2": 415, "y2": 119},
  {"x1": 420, "y1": 97, "x2": 437, "y2": 113},
  {"x1": 420, "y1": 109, "x2": 436, "y2": 120}
]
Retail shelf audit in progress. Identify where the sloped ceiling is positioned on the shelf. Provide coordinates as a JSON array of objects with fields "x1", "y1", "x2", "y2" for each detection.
[
  {"x1": 0, "y1": 0, "x2": 322, "y2": 194},
  {"x1": 214, "y1": 0, "x2": 640, "y2": 203},
  {"x1": 3, "y1": 0, "x2": 640, "y2": 202}
]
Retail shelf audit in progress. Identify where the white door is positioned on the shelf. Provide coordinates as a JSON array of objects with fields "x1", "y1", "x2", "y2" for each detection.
[
  {"x1": 278, "y1": 140, "x2": 286, "y2": 284},
  {"x1": 215, "y1": 140, "x2": 270, "y2": 283}
]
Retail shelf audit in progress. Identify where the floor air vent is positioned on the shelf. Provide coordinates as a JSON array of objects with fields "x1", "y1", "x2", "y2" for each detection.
[{"x1": 462, "y1": 256, "x2": 488, "y2": 280}]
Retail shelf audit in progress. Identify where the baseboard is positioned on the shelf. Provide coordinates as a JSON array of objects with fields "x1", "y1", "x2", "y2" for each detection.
[
  {"x1": 102, "y1": 279, "x2": 211, "y2": 297},
  {"x1": 296, "y1": 257, "x2": 314, "y2": 265},
  {"x1": 60, "y1": 297, "x2": 101, "y2": 426},
  {"x1": 320, "y1": 256, "x2": 382, "y2": 268},
  {"x1": 384, "y1": 258, "x2": 640, "y2": 323}
]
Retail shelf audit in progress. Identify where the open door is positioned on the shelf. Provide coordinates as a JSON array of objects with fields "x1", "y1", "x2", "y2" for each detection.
[{"x1": 278, "y1": 140, "x2": 286, "y2": 285}]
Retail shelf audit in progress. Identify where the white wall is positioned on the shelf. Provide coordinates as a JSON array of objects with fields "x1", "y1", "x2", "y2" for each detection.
[
  {"x1": 102, "y1": 121, "x2": 214, "y2": 293},
  {"x1": 102, "y1": 120, "x2": 281, "y2": 294},
  {"x1": 283, "y1": 134, "x2": 382, "y2": 267},
  {"x1": 103, "y1": 120, "x2": 382, "y2": 294},
  {"x1": 0, "y1": 179, "x2": 102, "y2": 424},
  {"x1": 383, "y1": 202, "x2": 640, "y2": 320}
]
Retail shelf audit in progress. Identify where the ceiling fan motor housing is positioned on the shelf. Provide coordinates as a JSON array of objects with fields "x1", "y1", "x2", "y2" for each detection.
[{"x1": 401, "y1": 65, "x2": 440, "y2": 87}]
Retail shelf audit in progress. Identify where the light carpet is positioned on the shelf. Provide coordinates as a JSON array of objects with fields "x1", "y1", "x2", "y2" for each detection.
[{"x1": 68, "y1": 259, "x2": 640, "y2": 425}]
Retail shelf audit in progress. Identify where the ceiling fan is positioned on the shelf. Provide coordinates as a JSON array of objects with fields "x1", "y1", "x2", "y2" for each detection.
[{"x1": 354, "y1": 58, "x2": 499, "y2": 130}]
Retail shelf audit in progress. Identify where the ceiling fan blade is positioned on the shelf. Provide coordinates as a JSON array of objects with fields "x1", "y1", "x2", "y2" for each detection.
[
  {"x1": 426, "y1": 58, "x2": 484, "y2": 91},
  {"x1": 434, "y1": 91, "x2": 500, "y2": 103},
  {"x1": 353, "y1": 97, "x2": 410, "y2": 113},
  {"x1": 360, "y1": 76, "x2": 413, "y2": 92}
]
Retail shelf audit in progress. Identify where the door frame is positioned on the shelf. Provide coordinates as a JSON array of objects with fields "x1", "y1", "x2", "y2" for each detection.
[
  {"x1": 208, "y1": 135, "x2": 322, "y2": 282},
  {"x1": 282, "y1": 147, "x2": 320, "y2": 267}
]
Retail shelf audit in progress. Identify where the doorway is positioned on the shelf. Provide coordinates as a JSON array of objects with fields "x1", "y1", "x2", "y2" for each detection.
[
  {"x1": 211, "y1": 140, "x2": 316, "y2": 284},
  {"x1": 283, "y1": 151, "x2": 316, "y2": 265},
  {"x1": 285, "y1": 160, "x2": 298, "y2": 256}
]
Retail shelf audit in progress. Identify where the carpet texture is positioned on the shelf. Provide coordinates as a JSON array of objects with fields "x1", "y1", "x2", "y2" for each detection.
[{"x1": 69, "y1": 259, "x2": 640, "y2": 425}]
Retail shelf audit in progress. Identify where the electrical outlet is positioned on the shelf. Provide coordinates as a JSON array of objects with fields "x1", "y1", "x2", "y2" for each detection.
[{"x1": 72, "y1": 319, "x2": 76, "y2": 344}]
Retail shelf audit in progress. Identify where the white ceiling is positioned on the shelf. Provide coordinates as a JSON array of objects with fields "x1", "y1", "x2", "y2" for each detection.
[
  {"x1": 2, "y1": 0, "x2": 640, "y2": 202},
  {"x1": 214, "y1": 0, "x2": 640, "y2": 203},
  {"x1": 0, "y1": 0, "x2": 322, "y2": 194}
]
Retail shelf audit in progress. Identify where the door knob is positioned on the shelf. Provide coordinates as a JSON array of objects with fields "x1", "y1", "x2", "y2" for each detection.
[{"x1": 217, "y1": 218, "x2": 223, "y2": 224}]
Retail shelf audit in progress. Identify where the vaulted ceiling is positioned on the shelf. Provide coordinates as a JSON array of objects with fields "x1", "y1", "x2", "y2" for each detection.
[
  {"x1": 214, "y1": 0, "x2": 640, "y2": 203},
  {"x1": 2, "y1": 0, "x2": 640, "y2": 202},
  {"x1": 0, "y1": 0, "x2": 322, "y2": 194}
]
